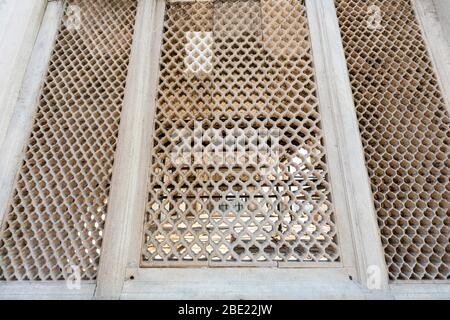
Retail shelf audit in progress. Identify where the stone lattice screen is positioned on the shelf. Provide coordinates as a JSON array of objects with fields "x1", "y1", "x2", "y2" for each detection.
[
  {"x1": 336, "y1": 0, "x2": 449, "y2": 281},
  {"x1": 142, "y1": 0, "x2": 341, "y2": 266},
  {"x1": 0, "y1": 0, "x2": 137, "y2": 281}
]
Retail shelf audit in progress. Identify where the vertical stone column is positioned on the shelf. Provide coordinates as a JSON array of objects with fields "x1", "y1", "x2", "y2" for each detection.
[
  {"x1": 0, "y1": 0, "x2": 47, "y2": 148},
  {"x1": 95, "y1": 0, "x2": 166, "y2": 299}
]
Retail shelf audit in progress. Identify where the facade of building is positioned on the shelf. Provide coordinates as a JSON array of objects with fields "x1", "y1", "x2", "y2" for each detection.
[{"x1": 0, "y1": 0, "x2": 449, "y2": 299}]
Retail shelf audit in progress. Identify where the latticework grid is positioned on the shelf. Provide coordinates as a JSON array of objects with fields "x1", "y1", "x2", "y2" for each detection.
[
  {"x1": 0, "y1": 0, "x2": 137, "y2": 281},
  {"x1": 142, "y1": 0, "x2": 340, "y2": 266},
  {"x1": 336, "y1": 0, "x2": 449, "y2": 280}
]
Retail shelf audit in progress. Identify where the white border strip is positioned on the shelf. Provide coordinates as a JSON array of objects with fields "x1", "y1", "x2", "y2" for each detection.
[
  {"x1": 0, "y1": 282, "x2": 95, "y2": 300},
  {"x1": 121, "y1": 268, "x2": 450, "y2": 300}
]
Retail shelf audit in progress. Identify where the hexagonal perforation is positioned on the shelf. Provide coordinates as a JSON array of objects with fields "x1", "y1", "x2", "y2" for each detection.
[
  {"x1": 142, "y1": 0, "x2": 340, "y2": 266},
  {"x1": 335, "y1": 0, "x2": 449, "y2": 281},
  {"x1": 0, "y1": 0, "x2": 138, "y2": 281}
]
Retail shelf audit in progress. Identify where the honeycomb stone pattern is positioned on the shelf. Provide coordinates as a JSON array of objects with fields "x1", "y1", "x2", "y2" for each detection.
[
  {"x1": 336, "y1": 0, "x2": 449, "y2": 280},
  {"x1": 0, "y1": 0, "x2": 137, "y2": 281},
  {"x1": 142, "y1": 0, "x2": 340, "y2": 266}
]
